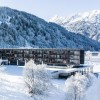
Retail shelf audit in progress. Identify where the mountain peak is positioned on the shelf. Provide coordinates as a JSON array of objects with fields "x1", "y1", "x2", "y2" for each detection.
[
  {"x1": 49, "y1": 15, "x2": 64, "y2": 23},
  {"x1": 50, "y1": 10, "x2": 100, "y2": 42},
  {"x1": 50, "y1": 10, "x2": 100, "y2": 22},
  {"x1": 91, "y1": 10, "x2": 100, "y2": 14}
]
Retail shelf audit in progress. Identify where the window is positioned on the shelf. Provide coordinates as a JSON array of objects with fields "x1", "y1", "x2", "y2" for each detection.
[
  {"x1": 92, "y1": 53, "x2": 98, "y2": 56},
  {"x1": 74, "y1": 51, "x2": 80, "y2": 55}
]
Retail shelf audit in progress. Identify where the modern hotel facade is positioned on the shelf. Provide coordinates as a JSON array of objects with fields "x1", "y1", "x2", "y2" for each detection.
[{"x1": 0, "y1": 48, "x2": 84, "y2": 66}]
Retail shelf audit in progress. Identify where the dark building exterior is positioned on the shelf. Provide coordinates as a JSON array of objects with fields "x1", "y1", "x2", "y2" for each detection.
[{"x1": 0, "y1": 48, "x2": 84, "y2": 66}]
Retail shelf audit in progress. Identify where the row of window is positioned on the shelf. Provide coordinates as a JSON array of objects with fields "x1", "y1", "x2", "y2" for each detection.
[
  {"x1": 0, "y1": 54, "x2": 80, "y2": 60},
  {"x1": 0, "y1": 50, "x2": 80, "y2": 55}
]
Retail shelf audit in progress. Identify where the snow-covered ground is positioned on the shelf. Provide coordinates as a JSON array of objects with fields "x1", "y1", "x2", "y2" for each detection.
[
  {"x1": 0, "y1": 65, "x2": 66, "y2": 100},
  {"x1": 0, "y1": 66, "x2": 28, "y2": 100},
  {"x1": 0, "y1": 57, "x2": 100, "y2": 100},
  {"x1": 85, "y1": 76, "x2": 100, "y2": 100}
]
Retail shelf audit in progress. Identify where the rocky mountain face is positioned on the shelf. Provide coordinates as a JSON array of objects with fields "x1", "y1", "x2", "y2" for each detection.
[
  {"x1": 0, "y1": 7, "x2": 100, "y2": 50},
  {"x1": 50, "y1": 10, "x2": 100, "y2": 42}
]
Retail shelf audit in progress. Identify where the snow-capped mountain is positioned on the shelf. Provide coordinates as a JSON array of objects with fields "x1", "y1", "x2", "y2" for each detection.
[
  {"x1": 50, "y1": 10, "x2": 100, "y2": 42},
  {"x1": 0, "y1": 7, "x2": 100, "y2": 50}
]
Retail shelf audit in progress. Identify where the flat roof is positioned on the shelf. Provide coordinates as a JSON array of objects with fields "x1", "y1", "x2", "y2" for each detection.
[{"x1": 0, "y1": 48, "x2": 84, "y2": 50}]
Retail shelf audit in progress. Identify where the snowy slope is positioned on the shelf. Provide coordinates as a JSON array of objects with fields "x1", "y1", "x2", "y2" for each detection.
[
  {"x1": 50, "y1": 10, "x2": 100, "y2": 42},
  {"x1": 0, "y1": 66, "x2": 28, "y2": 100},
  {"x1": 0, "y1": 65, "x2": 66, "y2": 100},
  {"x1": 0, "y1": 7, "x2": 100, "y2": 50},
  {"x1": 85, "y1": 76, "x2": 100, "y2": 100},
  {"x1": 0, "y1": 60, "x2": 100, "y2": 100}
]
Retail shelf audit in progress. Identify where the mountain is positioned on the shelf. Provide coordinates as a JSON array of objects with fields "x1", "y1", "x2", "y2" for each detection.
[
  {"x1": 0, "y1": 7, "x2": 100, "y2": 51},
  {"x1": 50, "y1": 10, "x2": 100, "y2": 42}
]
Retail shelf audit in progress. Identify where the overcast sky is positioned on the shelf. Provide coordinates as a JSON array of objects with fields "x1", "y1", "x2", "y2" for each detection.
[{"x1": 0, "y1": 0, "x2": 100, "y2": 20}]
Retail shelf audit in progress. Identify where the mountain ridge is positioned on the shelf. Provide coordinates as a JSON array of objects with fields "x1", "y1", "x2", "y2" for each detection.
[
  {"x1": 0, "y1": 7, "x2": 100, "y2": 51},
  {"x1": 50, "y1": 10, "x2": 100, "y2": 42}
]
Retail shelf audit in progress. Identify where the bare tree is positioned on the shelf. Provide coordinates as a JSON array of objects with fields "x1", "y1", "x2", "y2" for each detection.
[
  {"x1": 23, "y1": 59, "x2": 51, "y2": 96},
  {"x1": 65, "y1": 73, "x2": 94, "y2": 100}
]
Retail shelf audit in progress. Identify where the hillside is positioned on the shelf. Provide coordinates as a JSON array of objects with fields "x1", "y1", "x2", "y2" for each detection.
[
  {"x1": 50, "y1": 10, "x2": 100, "y2": 42},
  {"x1": 0, "y1": 7, "x2": 100, "y2": 50}
]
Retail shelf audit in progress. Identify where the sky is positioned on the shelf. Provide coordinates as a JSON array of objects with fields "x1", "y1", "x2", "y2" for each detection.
[{"x1": 0, "y1": 0, "x2": 100, "y2": 21}]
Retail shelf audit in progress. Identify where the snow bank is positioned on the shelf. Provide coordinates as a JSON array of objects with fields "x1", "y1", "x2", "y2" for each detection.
[{"x1": 85, "y1": 75, "x2": 100, "y2": 100}]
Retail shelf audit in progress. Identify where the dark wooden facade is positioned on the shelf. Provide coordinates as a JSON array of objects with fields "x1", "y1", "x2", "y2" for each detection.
[{"x1": 0, "y1": 49, "x2": 84, "y2": 66}]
